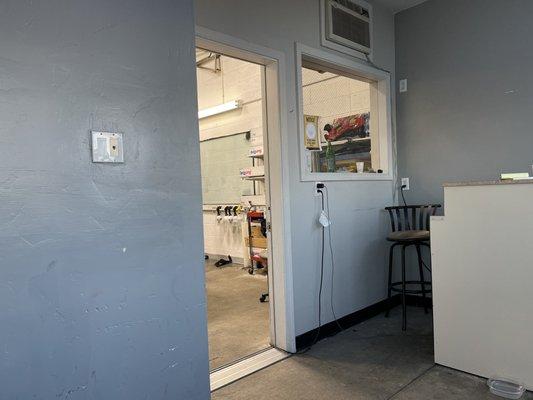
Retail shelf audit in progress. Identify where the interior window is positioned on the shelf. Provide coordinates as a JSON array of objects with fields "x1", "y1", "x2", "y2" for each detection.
[{"x1": 301, "y1": 62, "x2": 381, "y2": 174}]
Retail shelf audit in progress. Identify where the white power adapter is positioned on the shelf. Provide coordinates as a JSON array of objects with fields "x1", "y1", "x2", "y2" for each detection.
[{"x1": 319, "y1": 210, "x2": 331, "y2": 227}]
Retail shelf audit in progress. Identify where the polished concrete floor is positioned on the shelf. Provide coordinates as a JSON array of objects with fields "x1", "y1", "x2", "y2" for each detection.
[
  {"x1": 205, "y1": 260, "x2": 270, "y2": 370},
  {"x1": 213, "y1": 306, "x2": 533, "y2": 399}
]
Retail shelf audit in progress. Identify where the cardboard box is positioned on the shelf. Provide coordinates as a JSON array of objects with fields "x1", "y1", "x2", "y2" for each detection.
[{"x1": 245, "y1": 236, "x2": 268, "y2": 249}]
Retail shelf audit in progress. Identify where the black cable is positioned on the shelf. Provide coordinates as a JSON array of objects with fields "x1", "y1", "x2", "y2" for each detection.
[
  {"x1": 400, "y1": 185, "x2": 408, "y2": 207},
  {"x1": 295, "y1": 191, "x2": 327, "y2": 355},
  {"x1": 422, "y1": 260, "x2": 432, "y2": 273},
  {"x1": 420, "y1": 248, "x2": 432, "y2": 274},
  {"x1": 310, "y1": 189, "x2": 326, "y2": 347},
  {"x1": 296, "y1": 188, "x2": 344, "y2": 354},
  {"x1": 398, "y1": 184, "x2": 432, "y2": 274},
  {"x1": 324, "y1": 187, "x2": 344, "y2": 333},
  {"x1": 364, "y1": 54, "x2": 391, "y2": 74}
]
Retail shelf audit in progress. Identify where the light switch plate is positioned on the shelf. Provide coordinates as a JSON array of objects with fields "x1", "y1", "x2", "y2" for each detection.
[
  {"x1": 91, "y1": 131, "x2": 124, "y2": 163},
  {"x1": 399, "y1": 79, "x2": 408, "y2": 93}
]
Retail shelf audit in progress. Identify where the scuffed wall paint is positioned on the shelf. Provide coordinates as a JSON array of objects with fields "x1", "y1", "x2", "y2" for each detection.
[{"x1": 0, "y1": 1, "x2": 210, "y2": 399}]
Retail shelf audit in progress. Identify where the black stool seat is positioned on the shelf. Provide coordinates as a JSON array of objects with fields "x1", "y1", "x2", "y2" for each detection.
[
  {"x1": 387, "y1": 230, "x2": 429, "y2": 242},
  {"x1": 385, "y1": 205, "x2": 441, "y2": 330}
]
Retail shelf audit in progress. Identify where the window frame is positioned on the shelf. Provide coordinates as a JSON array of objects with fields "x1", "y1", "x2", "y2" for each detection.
[{"x1": 295, "y1": 43, "x2": 393, "y2": 181}]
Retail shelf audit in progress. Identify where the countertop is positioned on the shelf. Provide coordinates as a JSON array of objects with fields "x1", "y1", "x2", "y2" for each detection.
[{"x1": 443, "y1": 179, "x2": 533, "y2": 187}]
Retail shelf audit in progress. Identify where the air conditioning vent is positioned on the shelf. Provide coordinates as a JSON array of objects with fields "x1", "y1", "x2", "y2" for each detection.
[{"x1": 323, "y1": 0, "x2": 371, "y2": 55}]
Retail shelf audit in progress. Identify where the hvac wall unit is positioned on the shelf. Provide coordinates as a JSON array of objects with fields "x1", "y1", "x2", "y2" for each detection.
[{"x1": 321, "y1": 0, "x2": 372, "y2": 57}]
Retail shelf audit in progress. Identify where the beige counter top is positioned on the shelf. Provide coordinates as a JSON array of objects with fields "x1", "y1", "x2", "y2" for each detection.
[{"x1": 443, "y1": 179, "x2": 533, "y2": 187}]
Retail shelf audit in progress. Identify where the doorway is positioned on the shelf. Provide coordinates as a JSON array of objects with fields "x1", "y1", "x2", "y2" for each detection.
[
  {"x1": 196, "y1": 48, "x2": 273, "y2": 371},
  {"x1": 195, "y1": 30, "x2": 296, "y2": 390}
]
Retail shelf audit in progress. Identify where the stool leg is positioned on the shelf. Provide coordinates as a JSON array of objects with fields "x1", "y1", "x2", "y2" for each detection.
[
  {"x1": 401, "y1": 244, "x2": 407, "y2": 331},
  {"x1": 416, "y1": 244, "x2": 428, "y2": 314},
  {"x1": 385, "y1": 244, "x2": 395, "y2": 318}
]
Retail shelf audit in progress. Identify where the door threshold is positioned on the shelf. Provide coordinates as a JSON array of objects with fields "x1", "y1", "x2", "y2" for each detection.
[{"x1": 210, "y1": 347, "x2": 289, "y2": 391}]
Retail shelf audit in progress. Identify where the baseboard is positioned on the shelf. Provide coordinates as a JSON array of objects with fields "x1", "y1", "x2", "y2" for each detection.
[
  {"x1": 295, "y1": 294, "x2": 432, "y2": 351},
  {"x1": 295, "y1": 296, "x2": 399, "y2": 351}
]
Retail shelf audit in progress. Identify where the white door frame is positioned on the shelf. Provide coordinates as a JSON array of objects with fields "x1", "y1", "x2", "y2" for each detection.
[{"x1": 195, "y1": 26, "x2": 296, "y2": 353}]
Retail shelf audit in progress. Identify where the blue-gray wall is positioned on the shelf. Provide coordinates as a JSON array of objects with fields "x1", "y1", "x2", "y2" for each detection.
[
  {"x1": 396, "y1": 0, "x2": 533, "y2": 205},
  {"x1": 0, "y1": 1, "x2": 210, "y2": 399}
]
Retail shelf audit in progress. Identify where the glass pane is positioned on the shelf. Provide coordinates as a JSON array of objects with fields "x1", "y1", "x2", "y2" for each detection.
[{"x1": 302, "y1": 66, "x2": 373, "y2": 173}]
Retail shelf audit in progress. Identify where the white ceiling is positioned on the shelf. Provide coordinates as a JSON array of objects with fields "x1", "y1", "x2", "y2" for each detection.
[{"x1": 373, "y1": 0, "x2": 428, "y2": 13}]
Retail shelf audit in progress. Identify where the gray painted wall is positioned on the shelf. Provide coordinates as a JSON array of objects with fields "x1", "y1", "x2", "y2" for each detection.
[
  {"x1": 396, "y1": 0, "x2": 533, "y2": 205},
  {"x1": 0, "y1": 1, "x2": 210, "y2": 399},
  {"x1": 195, "y1": 0, "x2": 397, "y2": 336}
]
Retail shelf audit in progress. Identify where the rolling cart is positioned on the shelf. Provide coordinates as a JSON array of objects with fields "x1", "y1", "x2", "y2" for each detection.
[{"x1": 245, "y1": 210, "x2": 269, "y2": 302}]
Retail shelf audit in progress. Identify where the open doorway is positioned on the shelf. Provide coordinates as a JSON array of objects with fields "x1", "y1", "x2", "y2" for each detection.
[{"x1": 195, "y1": 48, "x2": 272, "y2": 371}]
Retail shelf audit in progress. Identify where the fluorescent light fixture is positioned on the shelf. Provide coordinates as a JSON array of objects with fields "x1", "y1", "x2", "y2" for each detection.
[{"x1": 198, "y1": 100, "x2": 242, "y2": 119}]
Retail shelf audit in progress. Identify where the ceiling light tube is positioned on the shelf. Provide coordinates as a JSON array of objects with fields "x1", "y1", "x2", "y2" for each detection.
[{"x1": 198, "y1": 100, "x2": 242, "y2": 119}]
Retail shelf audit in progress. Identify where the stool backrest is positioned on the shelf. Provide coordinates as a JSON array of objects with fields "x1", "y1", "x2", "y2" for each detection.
[{"x1": 385, "y1": 205, "x2": 441, "y2": 232}]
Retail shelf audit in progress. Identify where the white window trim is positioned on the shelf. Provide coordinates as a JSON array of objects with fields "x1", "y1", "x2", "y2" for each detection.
[{"x1": 295, "y1": 43, "x2": 393, "y2": 182}]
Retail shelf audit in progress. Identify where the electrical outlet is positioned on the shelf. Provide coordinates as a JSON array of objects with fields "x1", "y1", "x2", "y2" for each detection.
[
  {"x1": 315, "y1": 181, "x2": 324, "y2": 196},
  {"x1": 401, "y1": 177, "x2": 410, "y2": 190}
]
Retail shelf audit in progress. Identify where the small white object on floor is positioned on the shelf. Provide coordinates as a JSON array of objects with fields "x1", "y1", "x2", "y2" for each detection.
[{"x1": 487, "y1": 378, "x2": 525, "y2": 399}]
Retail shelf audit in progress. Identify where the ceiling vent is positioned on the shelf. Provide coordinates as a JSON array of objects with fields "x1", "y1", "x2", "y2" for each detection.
[{"x1": 322, "y1": 0, "x2": 372, "y2": 56}]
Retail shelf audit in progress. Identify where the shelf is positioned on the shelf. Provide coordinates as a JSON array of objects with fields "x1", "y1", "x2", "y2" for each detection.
[
  {"x1": 320, "y1": 136, "x2": 370, "y2": 146},
  {"x1": 243, "y1": 175, "x2": 265, "y2": 181}
]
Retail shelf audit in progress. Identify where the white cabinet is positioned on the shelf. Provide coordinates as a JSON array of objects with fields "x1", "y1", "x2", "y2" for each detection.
[{"x1": 431, "y1": 180, "x2": 533, "y2": 389}]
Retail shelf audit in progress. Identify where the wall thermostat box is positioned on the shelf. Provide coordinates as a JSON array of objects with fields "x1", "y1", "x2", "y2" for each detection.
[{"x1": 91, "y1": 131, "x2": 124, "y2": 163}]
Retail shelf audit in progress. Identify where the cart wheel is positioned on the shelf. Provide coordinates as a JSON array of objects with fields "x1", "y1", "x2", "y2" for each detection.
[{"x1": 248, "y1": 268, "x2": 254, "y2": 275}]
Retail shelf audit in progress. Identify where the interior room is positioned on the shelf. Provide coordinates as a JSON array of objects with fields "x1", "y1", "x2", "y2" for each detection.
[
  {"x1": 3, "y1": 0, "x2": 533, "y2": 399},
  {"x1": 196, "y1": 50, "x2": 271, "y2": 370}
]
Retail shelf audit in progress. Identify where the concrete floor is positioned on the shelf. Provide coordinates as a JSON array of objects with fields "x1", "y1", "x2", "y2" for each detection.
[
  {"x1": 213, "y1": 306, "x2": 533, "y2": 399},
  {"x1": 205, "y1": 260, "x2": 270, "y2": 370}
]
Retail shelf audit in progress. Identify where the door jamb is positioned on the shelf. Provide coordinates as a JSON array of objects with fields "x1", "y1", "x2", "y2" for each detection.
[{"x1": 195, "y1": 26, "x2": 296, "y2": 353}]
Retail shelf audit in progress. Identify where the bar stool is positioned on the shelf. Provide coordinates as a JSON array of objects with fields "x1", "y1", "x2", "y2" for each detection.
[{"x1": 384, "y1": 204, "x2": 441, "y2": 330}]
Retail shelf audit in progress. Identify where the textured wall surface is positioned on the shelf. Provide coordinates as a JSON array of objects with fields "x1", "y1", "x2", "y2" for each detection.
[
  {"x1": 0, "y1": 1, "x2": 210, "y2": 399},
  {"x1": 195, "y1": 0, "x2": 397, "y2": 336},
  {"x1": 396, "y1": 0, "x2": 533, "y2": 205}
]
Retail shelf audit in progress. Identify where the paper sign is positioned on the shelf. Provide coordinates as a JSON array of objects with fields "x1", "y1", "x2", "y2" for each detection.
[{"x1": 303, "y1": 115, "x2": 321, "y2": 150}]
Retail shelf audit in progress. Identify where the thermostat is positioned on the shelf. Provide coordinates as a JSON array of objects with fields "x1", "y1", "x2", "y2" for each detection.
[{"x1": 91, "y1": 131, "x2": 124, "y2": 163}]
